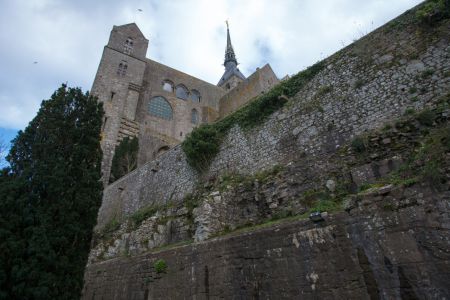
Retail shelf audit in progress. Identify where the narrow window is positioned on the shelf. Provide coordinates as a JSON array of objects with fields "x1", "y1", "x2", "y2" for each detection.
[
  {"x1": 102, "y1": 117, "x2": 108, "y2": 131},
  {"x1": 117, "y1": 61, "x2": 128, "y2": 77},
  {"x1": 110, "y1": 91, "x2": 116, "y2": 101},
  {"x1": 190, "y1": 90, "x2": 201, "y2": 102},
  {"x1": 124, "y1": 38, "x2": 134, "y2": 54},
  {"x1": 191, "y1": 109, "x2": 199, "y2": 124}
]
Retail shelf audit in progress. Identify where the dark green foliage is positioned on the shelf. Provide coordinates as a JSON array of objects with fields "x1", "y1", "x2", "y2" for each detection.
[
  {"x1": 404, "y1": 107, "x2": 415, "y2": 115},
  {"x1": 183, "y1": 62, "x2": 324, "y2": 171},
  {"x1": 382, "y1": 124, "x2": 392, "y2": 131},
  {"x1": 421, "y1": 69, "x2": 435, "y2": 79},
  {"x1": 153, "y1": 259, "x2": 167, "y2": 273},
  {"x1": 416, "y1": 109, "x2": 436, "y2": 126},
  {"x1": 409, "y1": 87, "x2": 418, "y2": 94},
  {"x1": 130, "y1": 205, "x2": 159, "y2": 228},
  {"x1": 309, "y1": 199, "x2": 340, "y2": 213},
  {"x1": 316, "y1": 85, "x2": 332, "y2": 96},
  {"x1": 351, "y1": 136, "x2": 367, "y2": 153},
  {"x1": 354, "y1": 79, "x2": 365, "y2": 89},
  {"x1": 181, "y1": 124, "x2": 222, "y2": 172},
  {"x1": 415, "y1": 0, "x2": 450, "y2": 24},
  {"x1": 110, "y1": 136, "x2": 139, "y2": 183},
  {"x1": 100, "y1": 217, "x2": 121, "y2": 238},
  {"x1": 415, "y1": 126, "x2": 449, "y2": 187},
  {"x1": 0, "y1": 85, "x2": 104, "y2": 300}
]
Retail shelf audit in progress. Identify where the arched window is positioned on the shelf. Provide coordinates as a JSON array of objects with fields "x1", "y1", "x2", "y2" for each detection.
[
  {"x1": 190, "y1": 89, "x2": 201, "y2": 102},
  {"x1": 175, "y1": 85, "x2": 189, "y2": 100},
  {"x1": 148, "y1": 96, "x2": 173, "y2": 120},
  {"x1": 191, "y1": 109, "x2": 199, "y2": 124},
  {"x1": 162, "y1": 80, "x2": 174, "y2": 92},
  {"x1": 117, "y1": 61, "x2": 128, "y2": 77},
  {"x1": 124, "y1": 38, "x2": 134, "y2": 54}
]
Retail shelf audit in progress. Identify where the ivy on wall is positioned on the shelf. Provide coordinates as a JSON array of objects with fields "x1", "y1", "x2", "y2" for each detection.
[{"x1": 182, "y1": 61, "x2": 325, "y2": 172}]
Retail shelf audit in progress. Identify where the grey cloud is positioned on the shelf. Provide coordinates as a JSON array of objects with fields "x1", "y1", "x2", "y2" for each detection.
[{"x1": 0, "y1": 0, "x2": 421, "y2": 130}]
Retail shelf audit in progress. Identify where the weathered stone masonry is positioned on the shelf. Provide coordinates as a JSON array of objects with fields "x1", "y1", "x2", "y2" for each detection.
[
  {"x1": 91, "y1": 23, "x2": 279, "y2": 185},
  {"x1": 95, "y1": 10, "x2": 450, "y2": 229},
  {"x1": 84, "y1": 5, "x2": 450, "y2": 299},
  {"x1": 83, "y1": 185, "x2": 450, "y2": 299}
]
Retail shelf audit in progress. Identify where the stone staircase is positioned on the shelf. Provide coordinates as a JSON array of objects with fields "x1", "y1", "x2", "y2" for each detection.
[{"x1": 117, "y1": 117, "x2": 139, "y2": 141}]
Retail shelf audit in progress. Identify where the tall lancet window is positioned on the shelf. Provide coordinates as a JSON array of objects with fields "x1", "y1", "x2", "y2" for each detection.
[
  {"x1": 117, "y1": 61, "x2": 128, "y2": 77},
  {"x1": 191, "y1": 109, "x2": 199, "y2": 124}
]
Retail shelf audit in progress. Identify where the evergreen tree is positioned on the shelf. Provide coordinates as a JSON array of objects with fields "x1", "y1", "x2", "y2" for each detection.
[
  {"x1": 109, "y1": 136, "x2": 138, "y2": 183},
  {"x1": 0, "y1": 85, "x2": 104, "y2": 299}
]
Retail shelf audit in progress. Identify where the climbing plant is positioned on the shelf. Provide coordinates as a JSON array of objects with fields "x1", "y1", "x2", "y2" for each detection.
[{"x1": 182, "y1": 61, "x2": 325, "y2": 172}]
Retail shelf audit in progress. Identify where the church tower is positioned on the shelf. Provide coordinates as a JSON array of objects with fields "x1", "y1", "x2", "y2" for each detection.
[
  {"x1": 217, "y1": 22, "x2": 246, "y2": 90},
  {"x1": 91, "y1": 23, "x2": 148, "y2": 185}
]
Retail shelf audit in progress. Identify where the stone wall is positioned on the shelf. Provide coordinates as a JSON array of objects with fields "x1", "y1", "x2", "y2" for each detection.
[
  {"x1": 88, "y1": 103, "x2": 449, "y2": 260},
  {"x1": 95, "y1": 9, "x2": 450, "y2": 229},
  {"x1": 96, "y1": 144, "x2": 197, "y2": 229},
  {"x1": 85, "y1": 7, "x2": 450, "y2": 298},
  {"x1": 209, "y1": 18, "x2": 450, "y2": 176},
  {"x1": 83, "y1": 184, "x2": 450, "y2": 299}
]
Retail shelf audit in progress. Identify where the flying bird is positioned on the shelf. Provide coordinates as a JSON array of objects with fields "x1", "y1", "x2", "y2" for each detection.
[
  {"x1": 33, "y1": 61, "x2": 38, "y2": 64},
  {"x1": 138, "y1": 9, "x2": 143, "y2": 12}
]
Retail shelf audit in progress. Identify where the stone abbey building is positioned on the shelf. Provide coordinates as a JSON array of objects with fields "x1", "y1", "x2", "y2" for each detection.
[{"x1": 91, "y1": 23, "x2": 279, "y2": 183}]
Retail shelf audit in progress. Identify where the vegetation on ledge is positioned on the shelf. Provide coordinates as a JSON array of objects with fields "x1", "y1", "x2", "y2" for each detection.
[{"x1": 182, "y1": 61, "x2": 325, "y2": 172}]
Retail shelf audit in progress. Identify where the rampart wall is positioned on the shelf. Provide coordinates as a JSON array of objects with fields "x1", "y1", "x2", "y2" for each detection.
[{"x1": 95, "y1": 8, "x2": 450, "y2": 230}]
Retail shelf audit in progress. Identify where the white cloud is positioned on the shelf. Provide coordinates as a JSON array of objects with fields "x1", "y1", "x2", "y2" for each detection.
[{"x1": 0, "y1": 0, "x2": 421, "y2": 130}]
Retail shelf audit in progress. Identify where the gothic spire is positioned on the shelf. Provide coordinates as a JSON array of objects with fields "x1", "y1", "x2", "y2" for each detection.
[
  {"x1": 217, "y1": 20, "x2": 245, "y2": 88},
  {"x1": 224, "y1": 20, "x2": 237, "y2": 68}
]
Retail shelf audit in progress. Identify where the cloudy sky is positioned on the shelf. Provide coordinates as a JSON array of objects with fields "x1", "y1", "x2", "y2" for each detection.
[{"x1": 0, "y1": 0, "x2": 422, "y2": 160}]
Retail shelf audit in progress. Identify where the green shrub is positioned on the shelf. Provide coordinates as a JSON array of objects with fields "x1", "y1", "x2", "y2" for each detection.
[
  {"x1": 382, "y1": 124, "x2": 392, "y2": 131},
  {"x1": 316, "y1": 85, "x2": 332, "y2": 96},
  {"x1": 421, "y1": 69, "x2": 435, "y2": 79},
  {"x1": 154, "y1": 259, "x2": 167, "y2": 273},
  {"x1": 351, "y1": 136, "x2": 367, "y2": 153},
  {"x1": 416, "y1": 109, "x2": 436, "y2": 126},
  {"x1": 100, "y1": 217, "x2": 121, "y2": 237},
  {"x1": 309, "y1": 199, "x2": 340, "y2": 213},
  {"x1": 181, "y1": 124, "x2": 222, "y2": 172},
  {"x1": 404, "y1": 108, "x2": 415, "y2": 115},
  {"x1": 409, "y1": 87, "x2": 418, "y2": 94},
  {"x1": 130, "y1": 205, "x2": 158, "y2": 228},
  {"x1": 415, "y1": 0, "x2": 449, "y2": 24}
]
